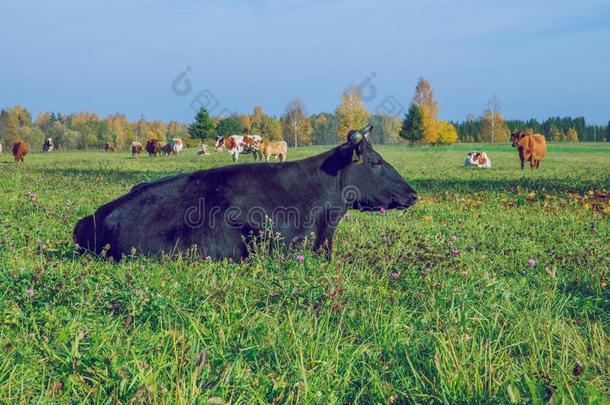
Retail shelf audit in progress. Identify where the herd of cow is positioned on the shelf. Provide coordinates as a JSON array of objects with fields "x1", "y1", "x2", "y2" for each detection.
[
  {"x1": 2, "y1": 131, "x2": 546, "y2": 171},
  {"x1": 101, "y1": 134, "x2": 288, "y2": 162}
]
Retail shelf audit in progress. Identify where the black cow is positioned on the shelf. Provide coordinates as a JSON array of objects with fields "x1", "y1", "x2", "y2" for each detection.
[{"x1": 74, "y1": 124, "x2": 417, "y2": 261}]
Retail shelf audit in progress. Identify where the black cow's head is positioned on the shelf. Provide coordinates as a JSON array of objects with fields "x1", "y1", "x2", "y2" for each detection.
[
  {"x1": 336, "y1": 124, "x2": 418, "y2": 210},
  {"x1": 510, "y1": 131, "x2": 525, "y2": 147}
]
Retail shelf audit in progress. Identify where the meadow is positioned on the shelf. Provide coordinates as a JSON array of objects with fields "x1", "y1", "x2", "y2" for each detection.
[{"x1": 0, "y1": 143, "x2": 608, "y2": 403}]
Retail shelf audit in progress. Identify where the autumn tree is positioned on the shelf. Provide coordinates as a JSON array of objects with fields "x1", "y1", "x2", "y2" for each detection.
[
  {"x1": 381, "y1": 115, "x2": 401, "y2": 144},
  {"x1": 9, "y1": 105, "x2": 32, "y2": 127},
  {"x1": 479, "y1": 95, "x2": 509, "y2": 143},
  {"x1": 400, "y1": 103, "x2": 424, "y2": 143},
  {"x1": 0, "y1": 110, "x2": 22, "y2": 144},
  {"x1": 236, "y1": 114, "x2": 251, "y2": 134},
  {"x1": 134, "y1": 115, "x2": 150, "y2": 141},
  {"x1": 550, "y1": 125, "x2": 564, "y2": 142},
  {"x1": 566, "y1": 128, "x2": 579, "y2": 142},
  {"x1": 216, "y1": 117, "x2": 244, "y2": 137},
  {"x1": 436, "y1": 121, "x2": 458, "y2": 145},
  {"x1": 188, "y1": 107, "x2": 216, "y2": 143},
  {"x1": 335, "y1": 87, "x2": 370, "y2": 142},
  {"x1": 253, "y1": 115, "x2": 283, "y2": 141},
  {"x1": 411, "y1": 78, "x2": 439, "y2": 144},
  {"x1": 282, "y1": 98, "x2": 312, "y2": 147},
  {"x1": 250, "y1": 106, "x2": 266, "y2": 132}
]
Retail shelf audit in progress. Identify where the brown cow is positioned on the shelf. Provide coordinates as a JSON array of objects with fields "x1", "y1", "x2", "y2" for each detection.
[
  {"x1": 12, "y1": 141, "x2": 28, "y2": 163},
  {"x1": 145, "y1": 139, "x2": 163, "y2": 157},
  {"x1": 510, "y1": 131, "x2": 547, "y2": 169},
  {"x1": 259, "y1": 140, "x2": 288, "y2": 162},
  {"x1": 104, "y1": 142, "x2": 115, "y2": 152}
]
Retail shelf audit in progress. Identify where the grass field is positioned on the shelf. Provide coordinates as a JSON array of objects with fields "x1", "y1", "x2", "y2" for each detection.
[{"x1": 0, "y1": 143, "x2": 608, "y2": 403}]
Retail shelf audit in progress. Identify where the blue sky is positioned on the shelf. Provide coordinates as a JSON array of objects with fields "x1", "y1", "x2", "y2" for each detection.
[{"x1": 1, "y1": 0, "x2": 609, "y2": 124}]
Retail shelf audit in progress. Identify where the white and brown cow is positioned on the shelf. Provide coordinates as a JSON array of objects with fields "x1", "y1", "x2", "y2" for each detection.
[
  {"x1": 464, "y1": 151, "x2": 491, "y2": 169},
  {"x1": 169, "y1": 137, "x2": 184, "y2": 154},
  {"x1": 42, "y1": 138, "x2": 54, "y2": 152},
  {"x1": 131, "y1": 141, "x2": 143, "y2": 157},
  {"x1": 215, "y1": 134, "x2": 262, "y2": 162}
]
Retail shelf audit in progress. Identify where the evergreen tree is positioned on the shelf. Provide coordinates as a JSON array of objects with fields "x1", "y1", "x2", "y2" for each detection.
[
  {"x1": 606, "y1": 120, "x2": 610, "y2": 142},
  {"x1": 400, "y1": 103, "x2": 424, "y2": 143},
  {"x1": 216, "y1": 117, "x2": 243, "y2": 138},
  {"x1": 188, "y1": 107, "x2": 216, "y2": 143}
]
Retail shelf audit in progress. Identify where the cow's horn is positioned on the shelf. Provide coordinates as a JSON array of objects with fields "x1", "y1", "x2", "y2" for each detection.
[
  {"x1": 349, "y1": 131, "x2": 363, "y2": 144},
  {"x1": 361, "y1": 123, "x2": 373, "y2": 134}
]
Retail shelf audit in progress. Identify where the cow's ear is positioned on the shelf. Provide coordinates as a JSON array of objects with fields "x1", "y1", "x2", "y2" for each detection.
[{"x1": 348, "y1": 129, "x2": 365, "y2": 163}]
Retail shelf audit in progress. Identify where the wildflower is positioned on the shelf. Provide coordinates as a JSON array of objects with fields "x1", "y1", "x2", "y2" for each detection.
[
  {"x1": 205, "y1": 256, "x2": 212, "y2": 261},
  {"x1": 74, "y1": 242, "x2": 80, "y2": 249},
  {"x1": 379, "y1": 207, "x2": 386, "y2": 215},
  {"x1": 25, "y1": 288, "x2": 34, "y2": 298},
  {"x1": 423, "y1": 215, "x2": 432, "y2": 222},
  {"x1": 528, "y1": 258, "x2": 537, "y2": 267},
  {"x1": 452, "y1": 249, "x2": 461, "y2": 256},
  {"x1": 450, "y1": 235, "x2": 457, "y2": 242},
  {"x1": 139, "y1": 264, "x2": 145, "y2": 271},
  {"x1": 390, "y1": 271, "x2": 399, "y2": 280},
  {"x1": 27, "y1": 191, "x2": 37, "y2": 202},
  {"x1": 343, "y1": 212, "x2": 350, "y2": 220},
  {"x1": 35, "y1": 239, "x2": 42, "y2": 245},
  {"x1": 65, "y1": 199, "x2": 73, "y2": 207},
  {"x1": 296, "y1": 255, "x2": 304, "y2": 263}
]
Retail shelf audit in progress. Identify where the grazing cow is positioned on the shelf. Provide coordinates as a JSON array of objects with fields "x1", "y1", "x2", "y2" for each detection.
[
  {"x1": 104, "y1": 142, "x2": 115, "y2": 152},
  {"x1": 197, "y1": 144, "x2": 209, "y2": 156},
  {"x1": 131, "y1": 141, "x2": 143, "y2": 158},
  {"x1": 511, "y1": 131, "x2": 547, "y2": 169},
  {"x1": 215, "y1": 134, "x2": 262, "y2": 161},
  {"x1": 464, "y1": 151, "x2": 491, "y2": 168},
  {"x1": 260, "y1": 140, "x2": 288, "y2": 162},
  {"x1": 12, "y1": 141, "x2": 28, "y2": 163},
  {"x1": 42, "y1": 138, "x2": 54, "y2": 152},
  {"x1": 74, "y1": 123, "x2": 417, "y2": 262},
  {"x1": 146, "y1": 139, "x2": 163, "y2": 157},
  {"x1": 0, "y1": 143, "x2": 3, "y2": 155},
  {"x1": 161, "y1": 143, "x2": 174, "y2": 156},
  {"x1": 169, "y1": 137, "x2": 184, "y2": 154}
]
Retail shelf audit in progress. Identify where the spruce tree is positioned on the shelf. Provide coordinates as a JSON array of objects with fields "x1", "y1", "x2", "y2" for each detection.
[
  {"x1": 188, "y1": 107, "x2": 216, "y2": 143},
  {"x1": 400, "y1": 103, "x2": 424, "y2": 144},
  {"x1": 216, "y1": 117, "x2": 243, "y2": 138}
]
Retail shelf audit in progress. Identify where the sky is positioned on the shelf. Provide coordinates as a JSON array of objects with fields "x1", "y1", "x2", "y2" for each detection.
[{"x1": 1, "y1": 0, "x2": 609, "y2": 124}]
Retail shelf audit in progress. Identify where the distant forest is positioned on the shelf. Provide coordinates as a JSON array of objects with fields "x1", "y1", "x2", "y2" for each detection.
[{"x1": 1, "y1": 79, "x2": 608, "y2": 150}]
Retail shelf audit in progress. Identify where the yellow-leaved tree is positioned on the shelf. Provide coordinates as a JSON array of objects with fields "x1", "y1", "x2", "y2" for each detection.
[
  {"x1": 335, "y1": 87, "x2": 370, "y2": 142},
  {"x1": 436, "y1": 121, "x2": 458, "y2": 145},
  {"x1": 412, "y1": 78, "x2": 439, "y2": 144},
  {"x1": 479, "y1": 95, "x2": 509, "y2": 143},
  {"x1": 566, "y1": 128, "x2": 579, "y2": 142}
]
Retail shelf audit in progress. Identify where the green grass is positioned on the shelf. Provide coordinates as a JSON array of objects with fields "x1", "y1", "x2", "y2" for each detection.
[{"x1": 0, "y1": 143, "x2": 608, "y2": 403}]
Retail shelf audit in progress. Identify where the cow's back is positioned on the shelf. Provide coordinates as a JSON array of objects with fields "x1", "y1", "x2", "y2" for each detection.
[
  {"x1": 530, "y1": 134, "x2": 547, "y2": 160},
  {"x1": 12, "y1": 142, "x2": 28, "y2": 158}
]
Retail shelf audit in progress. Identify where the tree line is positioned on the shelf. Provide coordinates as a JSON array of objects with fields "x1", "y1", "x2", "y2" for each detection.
[{"x1": 1, "y1": 79, "x2": 608, "y2": 150}]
